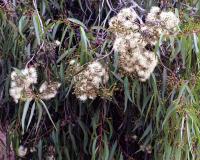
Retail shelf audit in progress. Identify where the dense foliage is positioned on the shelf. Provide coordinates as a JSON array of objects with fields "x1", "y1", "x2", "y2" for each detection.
[{"x1": 0, "y1": 0, "x2": 200, "y2": 159}]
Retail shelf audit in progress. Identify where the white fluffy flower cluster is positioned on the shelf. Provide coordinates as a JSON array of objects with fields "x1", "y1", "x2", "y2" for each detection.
[
  {"x1": 109, "y1": 7, "x2": 139, "y2": 37},
  {"x1": 74, "y1": 61, "x2": 109, "y2": 101},
  {"x1": 17, "y1": 145, "x2": 27, "y2": 157},
  {"x1": 9, "y1": 67, "x2": 61, "y2": 103},
  {"x1": 146, "y1": 6, "x2": 180, "y2": 36},
  {"x1": 109, "y1": 6, "x2": 180, "y2": 81},
  {"x1": 113, "y1": 36, "x2": 158, "y2": 81},
  {"x1": 109, "y1": 7, "x2": 158, "y2": 81},
  {"x1": 39, "y1": 81, "x2": 61, "y2": 100},
  {"x1": 9, "y1": 67, "x2": 37, "y2": 103}
]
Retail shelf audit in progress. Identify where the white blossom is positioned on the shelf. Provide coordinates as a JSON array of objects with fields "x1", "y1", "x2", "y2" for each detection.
[
  {"x1": 150, "y1": 6, "x2": 160, "y2": 14},
  {"x1": 160, "y1": 11, "x2": 180, "y2": 30},
  {"x1": 74, "y1": 62, "x2": 109, "y2": 101},
  {"x1": 109, "y1": 6, "x2": 180, "y2": 82},
  {"x1": 9, "y1": 67, "x2": 37, "y2": 103},
  {"x1": 39, "y1": 81, "x2": 61, "y2": 100},
  {"x1": 11, "y1": 71, "x2": 17, "y2": 80},
  {"x1": 69, "y1": 59, "x2": 76, "y2": 65},
  {"x1": 39, "y1": 81, "x2": 48, "y2": 93},
  {"x1": 9, "y1": 66, "x2": 60, "y2": 102},
  {"x1": 109, "y1": 7, "x2": 139, "y2": 36},
  {"x1": 88, "y1": 61, "x2": 103, "y2": 74},
  {"x1": 78, "y1": 94, "x2": 87, "y2": 101},
  {"x1": 55, "y1": 40, "x2": 61, "y2": 45},
  {"x1": 18, "y1": 145, "x2": 27, "y2": 157}
]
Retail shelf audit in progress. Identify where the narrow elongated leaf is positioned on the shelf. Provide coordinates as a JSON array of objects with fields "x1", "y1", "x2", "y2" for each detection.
[
  {"x1": 67, "y1": 18, "x2": 87, "y2": 29},
  {"x1": 103, "y1": 134, "x2": 109, "y2": 160},
  {"x1": 21, "y1": 100, "x2": 31, "y2": 134},
  {"x1": 36, "y1": 101, "x2": 43, "y2": 130},
  {"x1": 59, "y1": 26, "x2": 68, "y2": 50},
  {"x1": 109, "y1": 141, "x2": 117, "y2": 160},
  {"x1": 91, "y1": 137, "x2": 98, "y2": 160},
  {"x1": 18, "y1": 16, "x2": 27, "y2": 39},
  {"x1": 162, "y1": 104, "x2": 178, "y2": 128},
  {"x1": 26, "y1": 102, "x2": 36, "y2": 130},
  {"x1": 140, "y1": 122, "x2": 152, "y2": 141},
  {"x1": 37, "y1": 140, "x2": 42, "y2": 160},
  {"x1": 78, "y1": 120, "x2": 88, "y2": 154},
  {"x1": 80, "y1": 26, "x2": 89, "y2": 64},
  {"x1": 68, "y1": 124, "x2": 77, "y2": 153},
  {"x1": 56, "y1": 47, "x2": 76, "y2": 63},
  {"x1": 39, "y1": 99, "x2": 57, "y2": 130},
  {"x1": 193, "y1": 33, "x2": 199, "y2": 54},
  {"x1": 124, "y1": 77, "x2": 132, "y2": 102},
  {"x1": 33, "y1": 14, "x2": 42, "y2": 45}
]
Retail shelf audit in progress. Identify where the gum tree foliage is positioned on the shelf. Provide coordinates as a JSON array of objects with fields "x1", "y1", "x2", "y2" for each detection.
[{"x1": 0, "y1": 0, "x2": 200, "y2": 159}]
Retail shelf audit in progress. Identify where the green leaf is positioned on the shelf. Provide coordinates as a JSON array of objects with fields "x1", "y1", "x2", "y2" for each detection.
[
  {"x1": 80, "y1": 26, "x2": 89, "y2": 64},
  {"x1": 18, "y1": 16, "x2": 28, "y2": 39},
  {"x1": 67, "y1": 18, "x2": 87, "y2": 29},
  {"x1": 162, "y1": 104, "x2": 178, "y2": 128},
  {"x1": 124, "y1": 94, "x2": 128, "y2": 112},
  {"x1": 164, "y1": 145, "x2": 172, "y2": 160},
  {"x1": 78, "y1": 120, "x2": 88, "y2": 154},
  {"x1": 151, "y1": 73, "x2": 158, "y2": 97},
  {"x1": 59, "y1": 26, "x2": 68, "y2": 50},
  {"x1": 124, "y1": 77, "x2": 132, "y2": 102},
  {"x1": 174, "y1": 148, "x2": 182, "y2": 160},
  {"x1": 36, "y1": 101, "x2": 43, "y2": 131},
  {"x1": 65, "y1": 80, "x2": 74, "y2": 98},
  {"x1": 68, "y1": 124, "x2": 77, "y2": 153},
  {"x1": 193, "y1": 33, "x2": 199, "y2": 54},
  {"x1": 21, "y1": 100, "x2": 31, "y2": 134},
  {"x1": 33, "y1": 14, "x2": 42, "y2": 45},
  {"x1": 113, "y1": 51, "x2": 119, "y2": 73},
  {"x1": 92, "y1": 136, "x2": 98, "y2": 160},
  {"x1": 186, "y1": 119, "x2": 192, "y2": 150},
  {"x1": 52, "y1": 22, "x2": 60, "y2": 39},
  {"x1": 56, "y1": 47, "x2": 76, "y2": 63},
  {"x1": 37, "y1": 140, "x2": 42, "y2": 160},
  {"x1": 26, "y1": 102, "x2": 36, "y2": 131},
  {"x1": 39, "y1": 99, "x2": 57, "y2": 130},
  {"x1": 64, "y1": 144, "x2": 70, "y2": 160},
  {"x1": 162, "y1": 68, "x2": 167, "y2": 98},
  {"x1": 103, "y1": 134, "x2": 109, "y2": 160},
  {"x1": 109, "y1": 141, "x2": 117, "y2": 160},
  {"x1": 140, "y1": 122, "x2": 152, "y2": 141}
]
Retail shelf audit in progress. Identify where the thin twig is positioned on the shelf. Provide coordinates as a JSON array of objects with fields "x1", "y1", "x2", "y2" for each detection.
[
  {"x1": 96, "y1": 49, "x2": 114, "y2": 61},
  {"x1": 25, "y1": 41, "x2": 44, "y2": 68}
]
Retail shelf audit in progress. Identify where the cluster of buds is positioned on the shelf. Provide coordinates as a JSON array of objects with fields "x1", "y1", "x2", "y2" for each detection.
[
  {"x1": 109, "y1": 6, "x2": 180, "y2": 81},
  {"x1": 9, "y1": 67, "x2": 61, "y2": 103},
  {"x1": 73, "y1": 61, "x2": 109, "y2": 101}
]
